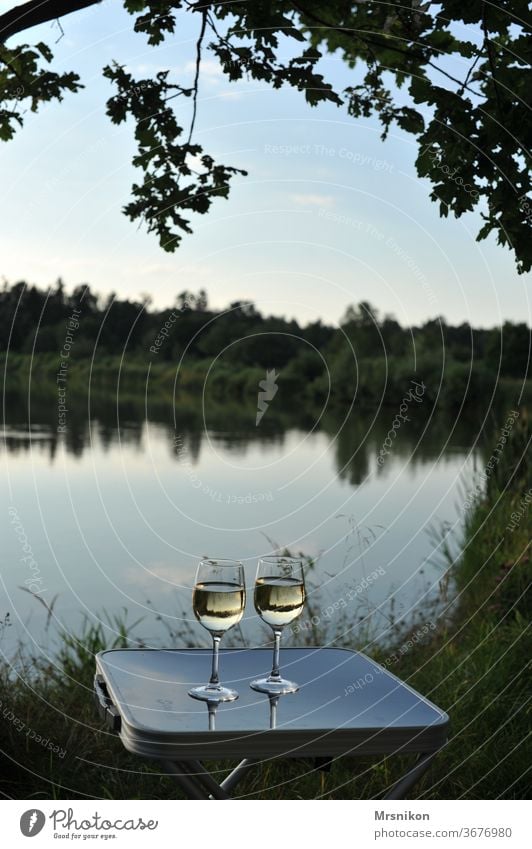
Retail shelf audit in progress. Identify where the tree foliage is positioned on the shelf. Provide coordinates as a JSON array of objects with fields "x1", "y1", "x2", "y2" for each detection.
[
  {"x1": 2, "y1": 279, "x2": 529, "y2": 388},
  {"x1": 0, "y1": 1, "x2": 530, "y2": 269}
]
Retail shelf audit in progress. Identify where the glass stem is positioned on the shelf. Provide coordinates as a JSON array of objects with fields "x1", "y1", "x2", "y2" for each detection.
[
  {"x1": 209, "y1": 634, "x2": 221, "y2": 687},
  {"x1": 208, "y1": 703, "x2": 217, "y2": 731},
  {"x1": 270, "y1": 628, "x2": 283, "y2": 680}
]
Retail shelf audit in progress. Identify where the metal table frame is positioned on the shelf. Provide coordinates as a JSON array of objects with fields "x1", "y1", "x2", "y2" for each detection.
[
  {"x1": 156, "y1": 751, "x2": 440, "y2": 800},
  {"x1": 94, "y1": 648, "x2": 448, "y2": 800}
]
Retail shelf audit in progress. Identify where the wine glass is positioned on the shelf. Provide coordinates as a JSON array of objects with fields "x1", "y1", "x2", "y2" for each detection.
[
  {"x1": 188, "y1": 558, "x2": 246, "y2": 702},
  {"x1": 250, "y1": 556, "x2": 305, "y2": 695}
]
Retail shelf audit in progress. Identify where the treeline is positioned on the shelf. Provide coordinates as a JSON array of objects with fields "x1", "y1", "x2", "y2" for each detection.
[
  {"x1": 1, "y1": 279, "x2": 530, "y2": 407},
  {"x1": 0, "y1": 280, "x2": 332, "y2": 362}
]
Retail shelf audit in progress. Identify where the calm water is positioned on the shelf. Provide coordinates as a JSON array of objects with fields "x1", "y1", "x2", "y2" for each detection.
[{"x1": 1, "y1": 396, "x2": 485, "y2": 658}]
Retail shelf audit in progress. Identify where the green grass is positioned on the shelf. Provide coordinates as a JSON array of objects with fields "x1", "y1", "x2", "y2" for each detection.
[
  {"x1": 3, "y1": 351, "x2": 530, "y2": 410},
  {"x1": 1, "y1": 413, "x2": 530, "y2": 800}
]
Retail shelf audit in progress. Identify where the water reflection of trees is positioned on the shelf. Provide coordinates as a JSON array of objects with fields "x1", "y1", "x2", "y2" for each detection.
[
  {"x1": 1, "y1": 388, "x2": 502, "y2": 476},
  {"x1": 323, "y1": 405, "x2": 493, "y2": 487}
]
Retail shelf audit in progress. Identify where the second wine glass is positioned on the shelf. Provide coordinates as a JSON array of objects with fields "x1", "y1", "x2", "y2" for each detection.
[{"x1": 251, "y1": 556, "x2": 305, "y2": 695}]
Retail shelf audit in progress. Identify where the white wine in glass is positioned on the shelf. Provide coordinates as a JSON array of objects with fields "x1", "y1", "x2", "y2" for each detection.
[
  {"x1": 251, "y1": 556, "x2": 305, "y2": 695},
  {"x1": 188, "y1": 559, "x2": 246, "y2": 702}
]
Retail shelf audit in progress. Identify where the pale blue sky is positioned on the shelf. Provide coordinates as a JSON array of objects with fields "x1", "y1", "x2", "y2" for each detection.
[{"x1": 1, "y1": 1, "x2": 530, "y2": 327}]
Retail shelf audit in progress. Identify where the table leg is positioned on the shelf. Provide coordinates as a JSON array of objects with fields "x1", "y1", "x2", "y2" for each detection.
[
  {"x1": 219, "y1": 758, "x2": 258, "y2": 795},
  {"x1": 186, "y1": 760, "x2": 231, "y2": 800},
  {"x1": 162, "y1": 760, "x2": 211, "y2": 799},
  {"x1": 163, "y1": 759, "x2": 257, "y2": 800},
  {"x1": 383, "y1": 751, "x2": 437, "y2": 800}
]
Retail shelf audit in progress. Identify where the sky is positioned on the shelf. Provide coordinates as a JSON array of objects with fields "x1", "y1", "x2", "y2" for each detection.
[{"x1": 0, "y1": 1, "x2": 530, "y2": 328}]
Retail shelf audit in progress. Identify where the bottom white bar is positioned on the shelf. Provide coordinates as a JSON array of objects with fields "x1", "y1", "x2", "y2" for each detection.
[{"x1": 2, "y1": 800, "x2": 528, "y2": 848}]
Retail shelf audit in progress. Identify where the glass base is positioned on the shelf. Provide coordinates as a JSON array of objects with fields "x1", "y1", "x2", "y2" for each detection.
[
  {"x1": 250, "y1": 676, "x2": 299, "y2": 695},
  {"x1": 188, "y1": 684, "x2": 238, "y2": 702}
]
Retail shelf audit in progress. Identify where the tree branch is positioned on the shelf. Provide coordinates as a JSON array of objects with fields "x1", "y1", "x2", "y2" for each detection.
[
  {"x1": 290, "y1": 1, "x2": 481, "y2": 96},
  {"x1": 0, "y1": 0, "x2": 101, "y2": 44},
  {"x1": 482, "y1": 2, "x2": 504, "y2": 118},
  {"x1": 187, "y1": 6, "x2": 208, "y2": 144}
]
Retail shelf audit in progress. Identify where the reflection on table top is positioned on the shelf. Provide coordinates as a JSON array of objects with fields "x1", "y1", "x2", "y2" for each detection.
[{"x1": 95, "y1": 648, "x2": 449, "y2": 760}]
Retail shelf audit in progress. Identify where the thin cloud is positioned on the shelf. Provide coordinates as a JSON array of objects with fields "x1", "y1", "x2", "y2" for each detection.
[
  {"x1": 289, "y1": 193, "x2": 335, "y2": 208},
  {"x1": 184, "y1": 58, "x2": 224, "y2": 81}
]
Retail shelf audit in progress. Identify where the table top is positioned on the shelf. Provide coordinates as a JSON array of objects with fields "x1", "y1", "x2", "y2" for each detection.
[{"x1": 95, "y1": 647, "x2": 449, "y2": 760}]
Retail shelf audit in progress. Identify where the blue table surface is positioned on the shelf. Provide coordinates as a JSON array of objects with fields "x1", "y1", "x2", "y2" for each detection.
[{"x1": 96, "y1": 647, "x2": 448, "y2": 737}]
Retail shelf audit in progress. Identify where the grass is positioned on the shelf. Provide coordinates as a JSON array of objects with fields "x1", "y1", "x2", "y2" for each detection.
[
  {"x1": 3, "y1": 351, "x2": 531, "y2": 410},
  {"x1": 0, "y1": 412, "x2": 530, "y2": 800}
]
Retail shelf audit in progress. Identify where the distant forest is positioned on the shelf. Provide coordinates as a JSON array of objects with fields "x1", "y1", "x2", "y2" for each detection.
[{"x1": 1, "y1": 279, "x2": 530, "y2": 408}]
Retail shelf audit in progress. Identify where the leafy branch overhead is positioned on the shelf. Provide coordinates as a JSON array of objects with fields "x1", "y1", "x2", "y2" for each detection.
[
  {"x1": 0, "y1": 40, "x2": 81, "y2": 140},
  {"x1": 103, "y1": 62, "x2": 247, "y2": 251},
  {"x1": 0, "y1": 1, "x2": 531, "y2": 270}
]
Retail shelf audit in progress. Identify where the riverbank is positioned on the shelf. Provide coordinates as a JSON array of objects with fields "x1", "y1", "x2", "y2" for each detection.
[
  {"x1": 369, "y1": 407, "x2": 530, "y2": 799},
  {"x1": 0, "y1": 409, "x2": 529, "y2": 799},
  {"x1": 3, "y1": 352, "x2": 531, "y2": 410}
]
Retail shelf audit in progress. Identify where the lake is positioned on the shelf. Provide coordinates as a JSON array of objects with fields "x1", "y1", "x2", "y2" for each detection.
[{"x1": 1, "y1": 393, "x2": 486, "y2": 659}]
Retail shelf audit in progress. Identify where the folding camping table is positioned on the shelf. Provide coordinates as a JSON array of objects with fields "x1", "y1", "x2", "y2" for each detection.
[{"x1": 94, "y1": 647, "x2": 449, "y2": 800}]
